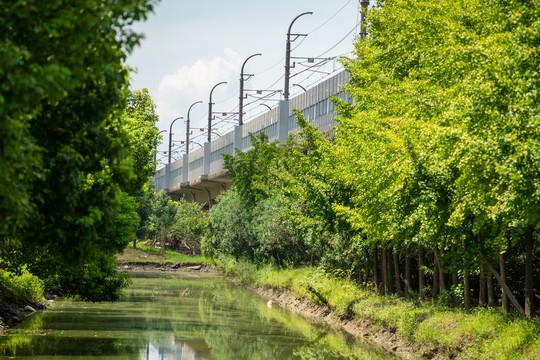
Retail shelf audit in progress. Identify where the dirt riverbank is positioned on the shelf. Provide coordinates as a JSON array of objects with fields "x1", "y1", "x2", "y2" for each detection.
[{"x1": 118, "y1": 261, "x2": 216, "y2": 272}]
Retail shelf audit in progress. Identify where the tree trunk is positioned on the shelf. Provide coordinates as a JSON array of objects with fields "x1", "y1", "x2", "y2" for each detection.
[
  {"x1": 480, "y1": 251, "x2": 526, "y2": 318},
  {"x1": 393, "y1": 250, "x2": 403, "y2": 297},
  {"x1": 433, "y1": 249, "x2": 440, "y2": 301},
  {"x1": 373, "y1": 246, "x2": 380, "y2": 294},
  {"x1": 381, "y1": 246, "x2": 388, "y2": 295},
  {"x1": 479, "y1": 261, "x2": 487, "y2": 307},
  {"x1": 386, "y1": 246, "x2": 394, "y2": 294},
  {"x1": 500, "y1": 251, "x2": 509, "y2": 312},
  {"x1": 133, "y1": 238, "x2": 137, "y2": 249},
  {"x1": 435, "y1": 247, "x2": 447, "y2": 296},
  {"x1": 487, "y1": 272, "x2": 495, "y2": 307},
  {"x1": 405, "y1": 248, "x2": 411, "y2": 299},
  {"x1": 451, "y1": 245, "x2": 459, "y2": 307},
  {"x1": 419, "y1": 246, "x2": 426, "y2": 300},
  {"x1": 525, "y1": 225, "x2": 535, "y2": 318},
  {"x1": 462, "y1": 239, "x2": 471, "y2": 311}
]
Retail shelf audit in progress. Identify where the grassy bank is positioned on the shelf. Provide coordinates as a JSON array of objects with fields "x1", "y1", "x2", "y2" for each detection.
[
  {"x1": 214, "y1": 256, "x2": 540, "y2": 360},
  {"x1": 0, "y1": 269, "x2": 46, "y2": 332}
]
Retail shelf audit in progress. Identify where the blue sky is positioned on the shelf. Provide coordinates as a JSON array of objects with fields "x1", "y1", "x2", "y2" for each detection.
[{"x1": 126, "y1": 0, "x2": 367, "y2": 164}]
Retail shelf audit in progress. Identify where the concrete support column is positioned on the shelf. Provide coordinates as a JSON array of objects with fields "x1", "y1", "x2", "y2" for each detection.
[
  {"x1": 165, "y1": 163, "x2": 171, "y2": 190},
  {"x1": 278, "y1": 99, "x2": 289, "y2": 143},
  {"x1": 234, "y1": 125, "x2": 243, "y2": 154},
  {"x1": 203, "y1": 142, "x2": 211, "y2": 175},
  {"x1": 182, "y1": 154, "x2": 189, "y2": 182}
]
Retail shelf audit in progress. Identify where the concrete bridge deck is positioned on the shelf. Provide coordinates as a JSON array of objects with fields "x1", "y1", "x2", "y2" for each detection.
[{"x1": 153, "y1": 70, "x2": 351, "y2": 205}]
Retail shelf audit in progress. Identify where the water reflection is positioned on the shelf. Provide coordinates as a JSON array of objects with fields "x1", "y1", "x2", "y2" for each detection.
[{"x1": 0, "y1": 271, "x2": 395, "y2": 359}]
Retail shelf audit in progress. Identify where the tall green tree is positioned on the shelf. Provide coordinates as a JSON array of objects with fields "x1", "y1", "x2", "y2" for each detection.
[
  {"x1": 122, "y1": 89, "x2": 160, "y2": 196},
  {"x1": 335, "y1": 0, "x2": 538, "y2": 315},
  {"x1": 0, "y1": 0, "x2": 159, "y2": 300}
]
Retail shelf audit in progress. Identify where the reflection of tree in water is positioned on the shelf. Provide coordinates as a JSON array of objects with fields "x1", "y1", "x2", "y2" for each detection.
[
  {"x1": 196, "y1": 284, "x2": 323, "y2": 359},
  {"x1": 0, "y1": 306, "x2": 142, "y2": 358},
  {"x1": 197, "y1": 284, "x2": 396, "y2": 360},
  {"x1": 1, "y1": 274, "x2": 394, "y2": 359}
]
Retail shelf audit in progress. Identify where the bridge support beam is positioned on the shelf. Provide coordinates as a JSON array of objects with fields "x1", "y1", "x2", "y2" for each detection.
[
  {"x1": 278, "y1": 99, "x2": 289, "y2": 143},
  {"x1": 203, "y1": 142, "x2": 211, "y2": 175},
  {"x1": 165, "y1": 164, "x2": 171, "y2": 189},
  {"x1": 182, "y1": 155, "x2": 189, "y2": 182},
  {"x1": 234, "y1": 125, "x2": 243, "y2": 153}
]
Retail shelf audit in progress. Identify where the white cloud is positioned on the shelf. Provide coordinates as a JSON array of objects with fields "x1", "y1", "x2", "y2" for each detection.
[{"x1": 156, "y1": 48, "x2": 243, "y2": 126}]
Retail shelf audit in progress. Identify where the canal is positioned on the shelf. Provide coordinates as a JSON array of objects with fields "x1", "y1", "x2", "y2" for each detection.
[{"x1": 0, "y1": 271, "x2": 396, "y2": 359}]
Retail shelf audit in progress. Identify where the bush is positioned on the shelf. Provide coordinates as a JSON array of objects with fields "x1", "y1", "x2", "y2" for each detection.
[
  {"x1": 171, "y1": 198, "x2": 207, "y2": 254},
  {"x1": 204, "y1": 189, "x2": 256, "y2": 260},
  {"x1": 0, "y1": 269, "x2": 45, "y2": 305}
]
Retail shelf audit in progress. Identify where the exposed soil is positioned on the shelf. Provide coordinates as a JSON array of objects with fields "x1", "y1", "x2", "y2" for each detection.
[
  {"x1": 118, "y1": 261, "x2": 216, "y2": 273},
  {"x1": 117, "y1": 246, "x2": 171, "y2": 262}
]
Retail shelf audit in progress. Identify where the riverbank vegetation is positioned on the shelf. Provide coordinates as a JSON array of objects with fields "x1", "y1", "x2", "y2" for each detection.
[
  {"x1": 215, "y1": 256, "x2": 540, "y2": 359},
  {"x1": 1, "y1": 0, "x2": 538, "y2": 357},
  {"x1": 0, "y1": 0, "x2": 161, "y2": 325},
  {"x1": 196, "y1": 0, "x2": 539, "y2": 357},
  {"x1": 0, "y1": 269, "x2": 46, "y2": 331},
  {"x1": 203, "y1": 0, "x2": 538, "y2": 317}
]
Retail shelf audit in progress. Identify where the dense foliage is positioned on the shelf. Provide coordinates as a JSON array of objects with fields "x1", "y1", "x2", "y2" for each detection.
[
  {"x1": 204, "y1": 0, "x2": 538, "y2": 318},
  {"x1": 136, "y1": 185, "x2": 207, "y2": 254},
  {"x1": 0, "y1": 0, "x2": 159, "y2": 301}
]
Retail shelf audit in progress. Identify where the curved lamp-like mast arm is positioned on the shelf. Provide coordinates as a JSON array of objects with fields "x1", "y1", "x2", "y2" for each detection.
[
  {"x1": 288, "y1": 11, "x2": 313, "y2": 35},
  {"x1": 239, "y1": 53, "x2": 262, "y2": 126},
  {"x1": 186, "y1": 101, "x2": 202, "y2": 155},
  {"x1": 208, "y1": 81, "x2": 227, "y2": 143},
  {"x1": 284, "y1": 12, "x2": 313, "y2": 100},
  {"x1": 168, "y1": 116, "x2": 183, "y2": 164}
]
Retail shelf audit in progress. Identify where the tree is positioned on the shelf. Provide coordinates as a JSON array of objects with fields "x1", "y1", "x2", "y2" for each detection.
[
  {"x1": 171, "y1": 198, "x2": 207, "y2": 254},
  {"x1": 335, "y1": 0, "x2": 538, "y2": 315},
  {"x1": 149, "y1": 191, "x2": 178, "y2": 255},
  {"x1": 0, "y1": 0, "x2": 158, "y2": 300},
  {"x1": 122, "y1": 89, "x2": 160, "y2": 197}
]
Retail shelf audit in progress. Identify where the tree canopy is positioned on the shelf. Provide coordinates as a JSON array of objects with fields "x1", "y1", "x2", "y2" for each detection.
[
  {"x1": 204, "y1": 0, "x2": 538, "y2": 317},
  {"x1": 0, "y1": 0, "x2": 160, "y2": 300}
]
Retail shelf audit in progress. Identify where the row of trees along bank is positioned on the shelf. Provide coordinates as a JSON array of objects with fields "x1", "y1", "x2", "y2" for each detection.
[
  {"x1": 201, "y1": 0, "x2": 539, "y2": 318},
  {"x1": 0, "y1": 1, "x2": 161, "y2": 302}
]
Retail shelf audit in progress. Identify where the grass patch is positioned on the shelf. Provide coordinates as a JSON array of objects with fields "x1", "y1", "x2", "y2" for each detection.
[{"x1": 212, "y1": 255, "x2": 540, "y2": 360}]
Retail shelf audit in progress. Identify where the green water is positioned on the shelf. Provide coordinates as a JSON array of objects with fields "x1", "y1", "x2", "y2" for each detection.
[{"x1": 0, "y1": 272, "x2": 395, "y2": 359}]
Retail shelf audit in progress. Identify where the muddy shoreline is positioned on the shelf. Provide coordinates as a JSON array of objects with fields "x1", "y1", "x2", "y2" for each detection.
[{"x1": 118, "y1": 261, "x2": 216, "y2": 273}]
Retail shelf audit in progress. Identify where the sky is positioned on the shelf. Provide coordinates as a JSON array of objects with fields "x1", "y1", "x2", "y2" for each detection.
[{"x1": 126, "y1": 0, "x2": 367, "y2": 165}]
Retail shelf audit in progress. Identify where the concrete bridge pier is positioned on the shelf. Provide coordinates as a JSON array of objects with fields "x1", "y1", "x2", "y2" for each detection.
[{"x1": 279, "y1": 99, "x2": 289, "y2": 143}]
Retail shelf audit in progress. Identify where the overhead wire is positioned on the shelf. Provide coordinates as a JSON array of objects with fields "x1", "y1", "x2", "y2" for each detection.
[
  {"x1": 180, "y1": 1, "x2": 362, "y2": 136},
  {"x1": 255, "y1": 0, "x2": 349, "y2": 77},
  {"x1": 316, "y1": 22, "x2": 359, "y2": 58},
  {"x1": 308, "y1": 0, "x2": 354, "y2": 34}
]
